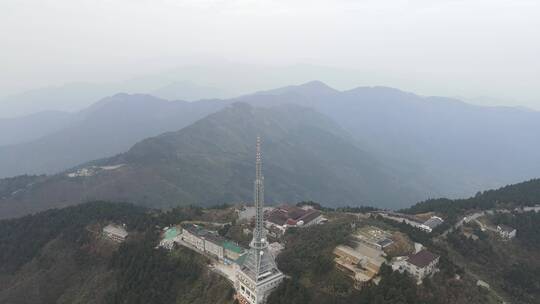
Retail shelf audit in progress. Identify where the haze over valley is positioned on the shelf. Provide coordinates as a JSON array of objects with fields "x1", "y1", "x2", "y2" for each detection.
[
  {"x1": 2, "y1": 2, "x2": 540, "y2": 304},
  {"x1": 1, "y1": 80, "x2": 540, "y2": 219}
]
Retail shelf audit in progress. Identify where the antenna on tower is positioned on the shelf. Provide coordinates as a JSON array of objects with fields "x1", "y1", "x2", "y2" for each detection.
[
  {"x1": 235, "y1": 136, "x2": 283, "y2": 303},
  {"x1": 252, "y1": 136, "x2": 265, "y2": 249}
]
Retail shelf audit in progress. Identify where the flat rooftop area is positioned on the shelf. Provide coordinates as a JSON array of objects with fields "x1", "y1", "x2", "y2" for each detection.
[{"x1": 164, "y1": 227, "x2": 179, "y2": 240}]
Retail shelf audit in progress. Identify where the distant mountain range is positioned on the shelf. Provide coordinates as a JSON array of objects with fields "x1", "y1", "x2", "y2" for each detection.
[
  {"x1": 0, "y1": 81, "x2": 539, "y2": 218},
  {"x1": 0, "y1": 94, "x2": 223, "y2": 177},
  {"x1": 0, "y1": 111, "x2": 77, "y2": 146},
  {"x1": 238, "y1": 81, "x2": 540, "y2": 197},
  {"x1": 0, "y1": 79, "x2": 232, "y2": 119},
  {"x1": 0, "y1": 63, "x2": 376, "y2": 118},
  {"x1": 0, "y1": 103, "x2": 419, "y2": 218}
]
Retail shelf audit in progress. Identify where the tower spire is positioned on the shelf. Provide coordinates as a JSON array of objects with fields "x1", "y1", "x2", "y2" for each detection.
[
  {"x1": 252, "y1": 136, "x2": 266, "y2": 249},
  {"x1": 235, "y1": 137, "x2": 283, "y2": 304}
]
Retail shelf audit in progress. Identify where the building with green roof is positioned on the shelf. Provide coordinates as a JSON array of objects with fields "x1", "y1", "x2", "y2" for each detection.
[{"x1": 223, "y1": 241, "x2": 245, "y2": 261}]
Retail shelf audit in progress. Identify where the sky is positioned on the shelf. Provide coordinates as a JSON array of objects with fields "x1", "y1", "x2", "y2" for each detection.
[{"x1": 1, "y1": 0, "x2": 539, "y2": 108}]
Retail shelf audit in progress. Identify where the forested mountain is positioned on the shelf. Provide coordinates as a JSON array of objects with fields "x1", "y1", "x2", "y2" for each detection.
[
  {"x1": 0, "y1": 103, "x2": 423, "y2": 219},
  {"x1": 5, "y1": 81, "x2": 540, "y2": 198},
  {"x1": 403, "y1": 178, "x2": 540, "y2": 223},
  {"x1": 4, "y1": 178, "x2": 539, "y2": 304},
  {"x1": 0, "y1": 201, "x2": 234, "y2": 304},
  {"x1": 1, "y1": 81, "x2": 540, "y2": 219},
  {"x1": 0, "y1": 94, "x2": 223, "y2": 178},
  {"x1": 239, "y1": 81, "x2": 540, "y2": 199}
]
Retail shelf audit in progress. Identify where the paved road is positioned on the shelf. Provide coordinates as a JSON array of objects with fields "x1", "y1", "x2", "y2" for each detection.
[{"x1": 440, "y1": 211, "x2": 485, "y2": 237}]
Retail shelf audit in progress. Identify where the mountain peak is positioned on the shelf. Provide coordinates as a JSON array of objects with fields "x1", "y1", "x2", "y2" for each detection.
[
  {"x1": 253, "y1": 80, "x2": 339, "y2": 98},
  {"x1": 297, "y1": 80, "x2": 336, "y2": 91}
]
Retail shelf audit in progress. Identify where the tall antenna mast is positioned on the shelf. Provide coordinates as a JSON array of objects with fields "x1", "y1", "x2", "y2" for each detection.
[
  {"x1": 235, "y1": 136, "x2": 283, "y2": 304},
  {"x1": 252, "y1": 136, "x2": 266, "y2": 249}
]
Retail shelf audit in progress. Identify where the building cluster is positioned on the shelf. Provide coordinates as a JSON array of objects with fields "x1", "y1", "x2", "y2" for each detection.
[
  {"x1": 333, "y1": 226, "x2": 391, "y2": 289},
  {"x1": 174, "y1": 224, "x2": 246, "y2": 264},
  {"x1": 333, "y1": 225, "x2": 440, "y2": 287},
  {"x1": 102, "y1": 224, "x2": 128, "y2": 243},
  {"x1": 521, "y1": 204, "x2": 540, "y2": 213},
  {"x1": 391, "y1": 249, "x2": 440, "y2": 284},
  {"x1": 155, "y1": 139, "x2": 286, "y2": 304},
  {"x1": 265, "y1": 205, "x2": 326, "y2": 237},
  {"x1": 464, "y1": 212, "x2": 518, "y2": 240},
  {"x1": 67, "y1": 164, "x2": 125, "y2": 178},
  {"x1": 377, "y1": 212, "x2": 444, "y2": 233},
  {"x1": 67, "y1": 167, "x2": 96, "y2": 178}
]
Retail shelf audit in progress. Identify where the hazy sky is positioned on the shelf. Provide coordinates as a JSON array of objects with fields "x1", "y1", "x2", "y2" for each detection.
[{"x1": 1, "y1": 0, "x2": 539, "y2": 107}]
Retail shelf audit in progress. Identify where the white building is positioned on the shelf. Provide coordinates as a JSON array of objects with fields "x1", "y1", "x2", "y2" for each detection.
[
  {"x1": 419, "y1": 216, "x2": 444, "y2": 233},
  {"x1": 204, "y1": 234, "x2": 225, "y2": 260},
  {"x1": 179, "y1": 224, "x2": 240, "y2": 262},
  {"x1": 497, "y1": 225, "x2": 517, "y2": 239},
  {"x1": 392, "y1": 249, "x2": 439, "y2": 284},
  {"x1": 181, "y1": 224, "x2": 206, "y2": 252},
  {"x1": 103, "y1": 224, "x2": 128, "y2": 243},
  {"x1": 522, "y1": 205, "x2": 540, "y2": 213}
]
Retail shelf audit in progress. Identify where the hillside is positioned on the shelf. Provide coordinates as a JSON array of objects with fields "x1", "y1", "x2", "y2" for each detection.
[
  {"x1": 0, "y1": 103, "x2": 423, "y2": 219},
  {"x1": 1, "y1": 81, "x2": 540, "y2": 219},
  {"x1": 0, "y1": 111, "x2": 78, "y2": 146},
  {"x1": 2, "y1": 81, "x2": 540, "y2": 202},
  {"x1": 0, "y1": 201, "x2": 234, "y2": 304},
  {"x1": 239, "y1": 81, "x2": 540, "y2": 199},
  {"x1": 399, "y1": 179, "x2": 540, "y2": 304},
  {"x1": 0, "y1": 94, "x2": 224, "y2": 178},
  {"x1": 4, "y1": 182, "x2": 539, "y2": 304},
  {"x1": 118, "y1": 102, "x2": 416, "y2": 206},
  {"x1": 403, "y1": 178, "x2": 540, "y2": 223}
]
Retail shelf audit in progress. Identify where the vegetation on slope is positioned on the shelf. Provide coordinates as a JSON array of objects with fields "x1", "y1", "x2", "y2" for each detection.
[
  {"x1": 0, "y1": 102, "x2": 427, "y2": 220},
  {"x1": 0, "y1": 174, "x2": 45, "y2": 199},
  {"x1": 268, "y1": 216, "x2": 492, "y2": 304},
  {"x1": 0, "y1": 201, "x2": 234, "y2": 304},
  {"x1": 403, "y1": 179, "x2": 540, "y2": 223},
  {"x1": 0, "y1": 201, "x2": 151, "y2": 273},
  {"x1": 2, "y1": 177, "x2": 540, "y2": 304},
  {"x1": 446, "y1": 211, "x2": 540, "y2": 304},
  {"x1": 107, "y1": 232, "x2": 233, "y2": 304}
]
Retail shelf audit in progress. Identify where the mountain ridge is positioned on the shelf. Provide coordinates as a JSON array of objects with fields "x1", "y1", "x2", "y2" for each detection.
[
  {"x1": 1, "y1": 81, "x2": 540, "y2": 219},
  {"x1": 0, "y1": 102, "x2": 423, "y2": 219}
]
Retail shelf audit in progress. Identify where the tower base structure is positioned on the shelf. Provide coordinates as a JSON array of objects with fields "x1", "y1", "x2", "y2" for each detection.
[{"x1": 235, "y1": 268, "x2": 284, "y2": 304}]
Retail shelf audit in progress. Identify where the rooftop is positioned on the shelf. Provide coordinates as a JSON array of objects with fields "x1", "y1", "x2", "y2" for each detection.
[
  {"x1": 223, "y1": 241, "x2": 244, "y2": 254},
  {"x1": 103, "y1": 224, "x2": 128, "y2": 238},
  {"x1": 422, "y1": 216, "x2": 444, "y2": 229},
  {"x1": 183, "y1": 224, "x2": 225, "y2": 244},
  {"x1": 298, "y1": 209, "x2": 322, "y2": 224},
  {"x1": 204, "y1": 233, "x2": 226, "y2": 246},
  {"x1": 266, "y1": 205, "x2": 322, "y2": 226},
  {"x1": 354, "y1": 226, "x2": 394, "y2": 248},
  {"x1": 407, "y1": 250, "x2": 439, "y2": 268},
  {"x1": 164, "y1": 227, "x2": 179, "y2": 240}
]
